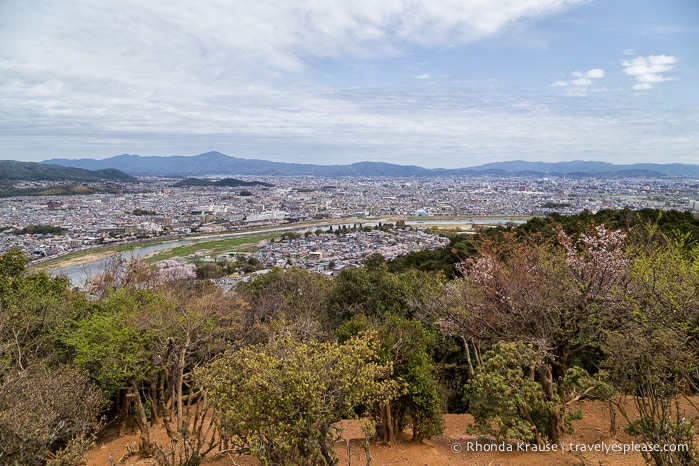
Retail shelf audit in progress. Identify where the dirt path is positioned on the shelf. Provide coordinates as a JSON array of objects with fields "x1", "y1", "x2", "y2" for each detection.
[{"x1": 87, "y1": 399, "x2": 665, "y2": 466}]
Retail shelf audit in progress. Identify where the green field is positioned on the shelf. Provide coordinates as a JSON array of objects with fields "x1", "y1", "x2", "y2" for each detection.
[
  {"x1": 35, "y1": 237, "x2": 176, "y2": 268},
  {"x1": 144, "y1": 233, "x2": 280, "y2": 262}
]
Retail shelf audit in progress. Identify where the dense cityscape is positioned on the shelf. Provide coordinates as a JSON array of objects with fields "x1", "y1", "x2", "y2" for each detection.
[{"x1": 2, "y1": 174, "x2": 698, "y2": 265}]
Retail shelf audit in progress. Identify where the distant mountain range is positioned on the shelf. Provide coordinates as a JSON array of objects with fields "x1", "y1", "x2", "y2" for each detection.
[
  {"x1": 0, "y1": 160, "x2": 134, "y2": 198},
  {"x1": 0, "y1": 160, "x2": 135, "y2": 182},
  {"x1": 39, "y1": 152, "x2": 699, "y2": 178}
]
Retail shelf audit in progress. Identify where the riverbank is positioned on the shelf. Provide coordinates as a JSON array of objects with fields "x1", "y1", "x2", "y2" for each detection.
[{"x1": 32, "y1": 216, "x2": 528, "y2": 271}]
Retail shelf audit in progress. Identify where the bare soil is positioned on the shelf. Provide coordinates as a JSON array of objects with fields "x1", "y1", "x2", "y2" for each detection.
[{"x1": 85, "y1": 398, "x2": 689, "y2": 466}]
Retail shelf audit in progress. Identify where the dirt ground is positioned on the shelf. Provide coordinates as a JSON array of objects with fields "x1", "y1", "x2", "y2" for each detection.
[
  {"x1": 39, "y1": 251, "x2": 118, "y2": 269},
  {"x1": 85, "y1": 398, "x2": 685, "y2": 466}
]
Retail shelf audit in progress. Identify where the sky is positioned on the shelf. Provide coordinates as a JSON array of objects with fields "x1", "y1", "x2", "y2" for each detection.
[{"x1": 0, "y1": 0, "x2": 697, "y2": 168}]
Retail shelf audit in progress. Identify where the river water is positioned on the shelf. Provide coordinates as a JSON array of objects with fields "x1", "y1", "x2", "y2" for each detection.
[{"x1": 47, "y1": 218, "x2": 523, "y2": 285}]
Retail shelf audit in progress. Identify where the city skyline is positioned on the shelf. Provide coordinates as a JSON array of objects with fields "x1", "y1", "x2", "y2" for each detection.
[{"x1": 1, "y1": 0, "x2": 697, "y2": 167}]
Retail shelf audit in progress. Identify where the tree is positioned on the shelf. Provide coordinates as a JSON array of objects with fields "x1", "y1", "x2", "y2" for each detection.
[
  {"x1": 329, "y1": 260, "x2": 443, "y2": 323},
  {"x1": 603, "y1": 230, "x2": 699, "y2": 465},
  {"x1": 442, "y1": 226, "x2": 629, "y2": 444},
  {"x1": 337, "y1": 314, "x2": 444, "y2": 443},
  {"x1": 465, "y1": 341, "x2": 601, "y2": 445},
  {"x1": 66, "y1": 282, "x2": 244, "y2": 457},
  {"x1": 237, "y1": 267, "x2": 333, "y2": 343},
  {"x1": 466, "y1": 342, "x2": 555, "y2": 444},
  {"x1": 132, "y1": 208, "x2": 157, "y2": 216},
  {"x1": 195, "y1": 262, "x2": 222, "y2": 279},
  {"x1": 0, "y1": 249, "x2": 101, "y2": 465},
  {"x1": 0, "y1": 248, "x2": 27, "y2": 282},
  {"x1": 65, "y1": 288, "x2": 159, "y2": 450},
  {"x1": 143, "y1": 283, "x2": 241, "y2": 466},
  {"x1": 200, "y1": 333, "x2": 399, "y2": 466},
  {"x1": 0, "y1": 365, "x2": 104, "y2": 466},
  {"x1": 1, "y1": 250, "x2": 87, "y2": 374}
]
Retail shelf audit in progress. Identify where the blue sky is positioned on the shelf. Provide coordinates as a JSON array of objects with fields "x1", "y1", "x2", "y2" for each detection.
[{"x1": 0, "y1": 0, "x2": 697, "y2": 168}]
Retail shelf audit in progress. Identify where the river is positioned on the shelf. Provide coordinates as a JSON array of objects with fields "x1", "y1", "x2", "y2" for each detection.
[{"x1": 47, "y1": 218, "x2": 524, "y2": 285}]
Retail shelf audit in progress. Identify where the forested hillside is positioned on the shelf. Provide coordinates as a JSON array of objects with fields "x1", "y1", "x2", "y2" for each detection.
[
  {"x1": 0, "y1": 160, "x2": 134, "y2": 197},
  {"x1": 0, "y1": 160, "x2": 135, "y2": 182},
  {"x1": 1, "y1": 209, "x2": 698, "y2": 466}
]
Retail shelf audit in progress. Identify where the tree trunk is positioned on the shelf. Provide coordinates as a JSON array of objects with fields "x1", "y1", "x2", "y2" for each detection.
[
  {"x1": 157, "y1": 370, "x2": 167, "y2": 425},
  {"x1": 384, "y1": 402, "x2": 395, "y2": 444},
  {"x1": 147, "y1": 375, "x2": 160, "y2": 426},
  {"x1": 539, "y1": 364, "x2": 564, "y2": 445},
  {"x1": 473, "y1": 340, "x2": 483, "y2": 367},
  {"x1": 460, "y1": 335, "x2": 474, "y2": 377},
  {"x1": 176, "y1": 337, "x2": 189, "y2": 431},
  {"x1": 129, "y1": 381, "x2": 152, "y2": 455},
  {"x1": 318, "y1": 427, "x2": 337, "y2": 466},
  {"x1": 116, "y1": 388, "x2": 128, "y2": 437}
]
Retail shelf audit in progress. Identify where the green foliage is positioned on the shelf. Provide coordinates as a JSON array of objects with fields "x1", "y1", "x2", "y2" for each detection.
[
  {"x1": 195, "y1": 262, "x2": 223, "y2": 279},
  {"x1": 172, "y1": 177, "x2": 272, "y2": 188},
  {"x1": 386, "y1": 209, "x2": 699, "y2": 279},
  {"x1": 466, "y1": 344, "x2": 603, "y2": 444},
  {"x1": 442, "y1": 225, "x2": 630, "y2": 442},
  {"x1": 2, "y1": 210, "x2": 699, "y2": 464},
  {"x1": 330, "y1": 260, "x2": 443, "y2": 322},
  {"x1": 132, "y1": 208, "x2": 157, "y2": 216},
  {"x1": 516, "y1": 208, "x2": 699, "y2": 244},
  {"x1": 0, "y1": 250, "x2": 101, "y2": 464},
  {"x1": 1, "y1": 253, "x2": 87, "y2": 372},
  {"x1": 0, "y1": 248, "x2": 27, "y2": 283},
  {"x1": 383, "y1": 318, "x2": 444, "y2": 440},
  {"x1": 0, "y1": 184, "x2": 120, "y2": 197},
  {"x1": 466, "y1": 342, "x2": 556, "y2": 444},
  {"x1": 238, "y1": 267, "x2": 333, "y2": 342},
  {"x1": 64, "y1": 288, "x2": 161, "y2": 392},
  {"x1": 200, "y1": 333, "x2": 399, "y2": 465},
  {"x1": 603, "y1": 231, "x2": 699, "y2": 465},
  {"x1": 330, "y1": 260, "x2": 445, "y2": 441},
  {"x1": 388, "y1": 233, "x2": 475, "y2": 278},
  {"x1": 13, "y1": 224, "x2": 67, "y2": 235},
  {"x1": 337, "y1": 314, "x2": 444, "y2": 441},
  {"x1": 0, "y1": 160, "x2": 134, "y2": 182}
]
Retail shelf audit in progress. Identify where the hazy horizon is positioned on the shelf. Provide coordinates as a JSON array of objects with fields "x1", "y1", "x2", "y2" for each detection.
[{"x1": 36, "y1": 152, "x2": 699, "y2": 171}]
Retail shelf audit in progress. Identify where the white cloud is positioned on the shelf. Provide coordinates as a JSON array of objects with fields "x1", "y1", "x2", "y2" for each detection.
[
  {"x1": 585, "y1": 68, "x2": 605, "y2": 78},
  {"x1": 0, "y1": 0, "x2": 695, "y2": 166},
  {"x1": 415, "y1": 73, "x2": 449, "y2": 80},
  {"x1": 2, "y1": 81, "x2": 697, "y2": 167},
  {"x1": 0, "y1": 0, "x2": 590, "y2": 145},
  {"x1": 1, "y1": 0, "x2": 586, "y2": 80},
  {"x1": 551, "y1": 68, "x2": 604, "y2": 88},
  {"x1": 572, "y1": 69, "x2": 604, "y2": 79},
  {"x1": 622, "y1": 55, "x2": 677, "y2": 90}
]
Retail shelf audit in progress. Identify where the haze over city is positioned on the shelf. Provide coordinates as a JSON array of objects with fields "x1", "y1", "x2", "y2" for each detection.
[{"x1": 1, "y1": 0, "x2": 697, "y2": 167}]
